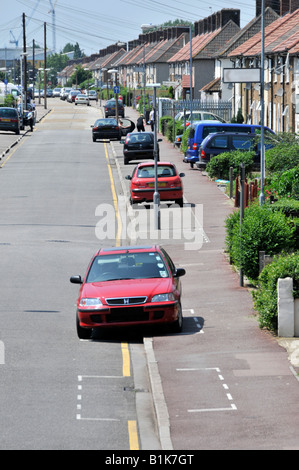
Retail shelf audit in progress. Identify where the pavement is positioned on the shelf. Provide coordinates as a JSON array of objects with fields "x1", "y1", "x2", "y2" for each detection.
[{"x1": 2, "y1": 98, "x2": 299, "y2": 450}]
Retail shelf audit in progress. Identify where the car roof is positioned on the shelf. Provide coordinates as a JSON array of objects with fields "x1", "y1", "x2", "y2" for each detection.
[
  {"x1": 206, "y1": 131, "x2": 255, "y2": 136},
  {"x1": 137, "y1": 161, "x2": 174, "y2": 167},
  {"x1": 127, "y1": 131, "x2": 153, "y2": 135},
  {"x1": 96, "y1": 245, "x2": 159, "y2": 255}
]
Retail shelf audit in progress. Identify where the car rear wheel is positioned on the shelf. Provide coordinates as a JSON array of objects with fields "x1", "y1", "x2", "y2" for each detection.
[
  {"x1": 76, "y1": 313, "x2": 92, "y2": 339},
  {"x1": 124, "y1": 157, "x2": 130, "y2": 165},
  {"x1": 175, "y1": 198, "x2": 184, "y2": 207}
]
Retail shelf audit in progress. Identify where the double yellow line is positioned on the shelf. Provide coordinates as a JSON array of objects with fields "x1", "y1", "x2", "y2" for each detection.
[{"x1": 104, "y1": 142, "x2": 139, "y2": 450}]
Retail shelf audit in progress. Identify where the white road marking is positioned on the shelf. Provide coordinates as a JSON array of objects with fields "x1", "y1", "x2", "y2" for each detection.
[{"x1": 176, "y1": 367, "x2": 237, "y2": 412}]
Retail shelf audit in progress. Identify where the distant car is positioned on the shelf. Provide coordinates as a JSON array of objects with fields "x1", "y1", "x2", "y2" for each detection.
[
  {"x1": 121, "y1": 132, "x2": 161, "y2": 165},
  {"x1": 174, "y1": 112, "x2": 227, "y2": 147},
  {"x1": 91, "y1": 118, "x2": 135, "y2": 142},
  {"x1": 87, "y1": 90, "x2": 98, "y2": 101},
  {"x1": 60, "y1": 87, "x2": 72, "y2": 100},
  {"x1": 175, "y1": 110, "x2": 226, "y2": 123},
  {"x1": 0, "y1": 107, "x2": 20, "y2": 134},
  {"x1": 126, "y1": 162, "x2": 184, "y2": 206},
  {"x1": 104, "y1": 98, "x2": 124, "y2": 118},
  {"x1": 52, "y1": 88, "x2": 61, "y2": 97},
  {"x1": 67, "y1": 90, "x2": 80, "y2": 103},
  {"x1": 46, "y1": 88, "x2": 53, "y2": 97},
  {"x1": 196, "y1": 131, "x2": 274, "y2": 169},
  {"x1": 70, "y1": 244, "x2": 186, "y2": 339},
  {"x1": 75, "y1": 93, "x2": 90, "y2": 106}
]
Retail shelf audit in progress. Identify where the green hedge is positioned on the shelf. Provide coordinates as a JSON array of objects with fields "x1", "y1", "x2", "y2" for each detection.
[
  {"x1": 266, "y1": 166, "x2": 299, "y2": 200},
  {"x1": 265, "y1": 135, "x2": 299, "y2": 173},
  {"x1": 225, "y1": 204, "x2": 295, "y2": 281},
  {"x1": 253, "y1": 252, "x2": 299, "y2": 331},
  {"x1": 206, "y1": 150, "x2": 255, "y2": 180}
]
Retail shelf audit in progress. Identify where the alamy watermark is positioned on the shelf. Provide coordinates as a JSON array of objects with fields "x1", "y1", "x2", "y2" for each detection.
[{"x1": 95, "y1": 196, "x2": 206, "y2": 250}]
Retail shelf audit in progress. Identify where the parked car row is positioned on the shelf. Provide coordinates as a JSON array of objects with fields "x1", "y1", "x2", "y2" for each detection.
[{"x1": 185, "y1": 121, "x2": 276, "y2": 167}]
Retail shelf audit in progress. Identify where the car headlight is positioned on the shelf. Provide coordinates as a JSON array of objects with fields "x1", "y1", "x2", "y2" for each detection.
[
  {"x1": 151, "y1": 293, "x2": 175, "y2": 302},
  {"x1": 79, "y1": 298, "x2": 103, "y2": 309}
]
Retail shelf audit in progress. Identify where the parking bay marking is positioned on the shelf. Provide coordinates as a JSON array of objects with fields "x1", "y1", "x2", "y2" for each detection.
[
  {"x1": 176, "y1": 367, "x2": 237, "y2": 412},
  {"x1": 183, "y1": 308, "x2": 204, "y2": 333}
]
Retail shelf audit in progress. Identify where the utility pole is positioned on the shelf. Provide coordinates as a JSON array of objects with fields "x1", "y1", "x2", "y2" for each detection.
[
  {"x1": 44, "y1": 22, "x2": 47, "y2": 109},
  {"x1": 22, "y1": 13, "x2": 27, "y2": 108},
  {"x1": 32, "y1": 39, "x2": 35, "y2": 95}
]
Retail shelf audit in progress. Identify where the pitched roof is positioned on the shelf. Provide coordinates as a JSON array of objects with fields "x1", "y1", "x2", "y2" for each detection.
[
  {"x1": 218, "y1": 7, "x2": 279, "y2": 57},
  {"x1": 168, "y1": 30, "x2": 220, "y2": 62},
  {"x1": 228, "y1": 8, "x2": 299, "y2": 57},
  {"x1": 201, "y1": 77, "x2": 221, "y2": 92}
]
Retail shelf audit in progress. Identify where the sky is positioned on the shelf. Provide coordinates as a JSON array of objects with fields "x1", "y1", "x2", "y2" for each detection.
[{"x1": 0, "y1": 0, "x2": 256, "y2": 56}]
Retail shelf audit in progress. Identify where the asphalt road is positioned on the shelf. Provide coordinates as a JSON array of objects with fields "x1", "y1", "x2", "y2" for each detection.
[
  {"x1": 0, "y1": 99, "x2": 159, "y2": 450},
  {"x1": 1, "y1": 98, "x2": 299, "y2": 451}
]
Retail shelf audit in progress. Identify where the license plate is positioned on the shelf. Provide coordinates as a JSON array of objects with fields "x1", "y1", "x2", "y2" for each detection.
[
  {"x1": 1, "y1": 119, "x2": 10, "y2": 122},
  {"x1": 148, "y1": 182, "x2": 166, "y2": 188}
]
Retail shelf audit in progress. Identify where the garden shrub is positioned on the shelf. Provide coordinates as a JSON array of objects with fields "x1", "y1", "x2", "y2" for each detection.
[
  {"x1": 227, "y1": 205, "x2": 295, "y2": 281},
  {"x1": 206, "y1": 150, "x2": 255, "y2": 180},
  {"x1": 265, "y1": 134, "x2": 299, "y2": 173},
  {"x1": 266, "y1": 166, "x2": 299, "y2": 200},
  {"x1": 253, "y1": 252, "x2": 299, "y2": 331},
  {"x1": 159, "y1": 115, "x2": 172, "y2": 135}
]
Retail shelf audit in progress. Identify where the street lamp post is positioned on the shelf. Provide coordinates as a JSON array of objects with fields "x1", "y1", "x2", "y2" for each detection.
[
  {"x1": 20, "y1": 52, "x2": 28, "y2": 115},
  {"x1": 147, "y1": 82, "x2": 161, "y2": 230},
  {"x1": 259, "y1": 0, "x2": 266, "y2": 205}
]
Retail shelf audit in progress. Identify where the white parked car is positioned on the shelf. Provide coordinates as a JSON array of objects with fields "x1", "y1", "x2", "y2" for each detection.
[
  {"x1": 75, "y1": 94, "x2": 90, "y2": 106},
  {"x1": 52, "y1": 88, "x2": 61, "y2": 97},
  {"x1": 87, "y1": 90, "x2": 98, "y2": 101}
]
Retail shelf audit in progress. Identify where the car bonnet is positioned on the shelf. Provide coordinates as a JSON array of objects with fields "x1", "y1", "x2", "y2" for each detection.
[{"x1": 80, "y1": 277, "x2": 173, "y2": 301}]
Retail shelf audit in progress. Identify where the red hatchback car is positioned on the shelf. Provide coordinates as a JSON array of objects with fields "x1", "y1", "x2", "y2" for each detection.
[
  {"x1": 70, "y1": 245, "x2": 185, "y2": 339},
  {"x1": 125, "y1": 162, "x2": 185, "y2": 207}
]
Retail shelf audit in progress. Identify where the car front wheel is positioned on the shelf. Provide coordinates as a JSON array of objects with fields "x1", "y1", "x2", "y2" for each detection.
[
  {"x1": 76, "y1": 313, "x2": 92, "y2": 339},
  {"x1": 169, "y1": 303, "x2": 183, "y2": 333}
]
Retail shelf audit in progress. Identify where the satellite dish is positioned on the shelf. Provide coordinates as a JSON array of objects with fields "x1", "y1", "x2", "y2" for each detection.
[
  {"x1": 246, "y1": 82, "x2": 251, "y2": 90},
  {"x1": 264, "y1": 82, "x2": 271, "y2": 91},
  {"x1": 254, "y1": 83, "x2": 260, "y2": 91}
]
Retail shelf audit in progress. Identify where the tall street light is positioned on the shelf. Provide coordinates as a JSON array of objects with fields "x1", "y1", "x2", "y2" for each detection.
[
  {"x1": 147, "y1": 82, "x2": 161, "y2": 230},
  {"x1": 259, "y1": 0, "x2": 266, "y2": 205},
  {"x1": 20, "y1": 52, "x2": 28, "y2": 114}
]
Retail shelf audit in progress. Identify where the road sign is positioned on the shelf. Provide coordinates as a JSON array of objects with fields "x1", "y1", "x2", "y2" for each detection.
[{"x1": 114, "y1": 86, "x2": 119, "y2": 94}]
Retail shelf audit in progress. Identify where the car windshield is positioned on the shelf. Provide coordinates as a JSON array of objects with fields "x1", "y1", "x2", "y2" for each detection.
[
  {"x1": 127, "y1": 134, "x2": 152, "y2": 143},
  {"x1": 86, "y1": 252, "x2": 170, "y2": 282},
  {"x1": 0, "y1": 108, "x2": 17, "y2": 117},
  {"x1": 96, "y1": 119, "x2": 117, "y2": 126},
  {"x1": 136, "y1": 165, "x2": 176, "y2": 178}
]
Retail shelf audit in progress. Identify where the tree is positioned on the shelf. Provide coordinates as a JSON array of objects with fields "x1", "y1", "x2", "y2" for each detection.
[{"x1": 62, "y1": 42, "x2": 85, "y2": 59}]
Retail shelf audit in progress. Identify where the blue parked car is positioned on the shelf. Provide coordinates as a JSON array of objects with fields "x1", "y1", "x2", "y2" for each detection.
[
  {"x1": 185, "y1": 121, "x2": 275, "y2": 167},
  {"x1": 195, "y1": 131, "x2": 275, "y2": 170}
]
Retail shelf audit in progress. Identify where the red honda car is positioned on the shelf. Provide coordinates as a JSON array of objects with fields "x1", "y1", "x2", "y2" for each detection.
[
  {"x1": 125, "y1": 162, "x2": 185, "y2": 207},
  {"x1": 70, "y1": 245, "x2": 185, "y2": 339}
]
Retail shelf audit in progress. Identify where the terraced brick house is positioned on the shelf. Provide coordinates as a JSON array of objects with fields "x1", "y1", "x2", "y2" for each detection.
[{"x1": 227, "y1": 5, "x2": 299, "y2": 133}]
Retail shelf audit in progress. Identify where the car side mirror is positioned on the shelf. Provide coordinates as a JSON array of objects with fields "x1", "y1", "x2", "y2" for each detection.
[
  {"x1": 70, "y1": 275, "x2": 82, "y2": 284},
  {"x1": 174, "y1": 268, "x2": 186, "y2": 277},
  {"x1": 125, "y1": 175, "x2": 132, "y2": 180},
  {"x1": 179, "y1": 173, "x2": 185, "y2": 177},
  {"x1": 158, "y1": 138, "x2": 162, "y2": 142},
  {"x1": 119, "y1": 141, "x2": 124, "y2": 144}
]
